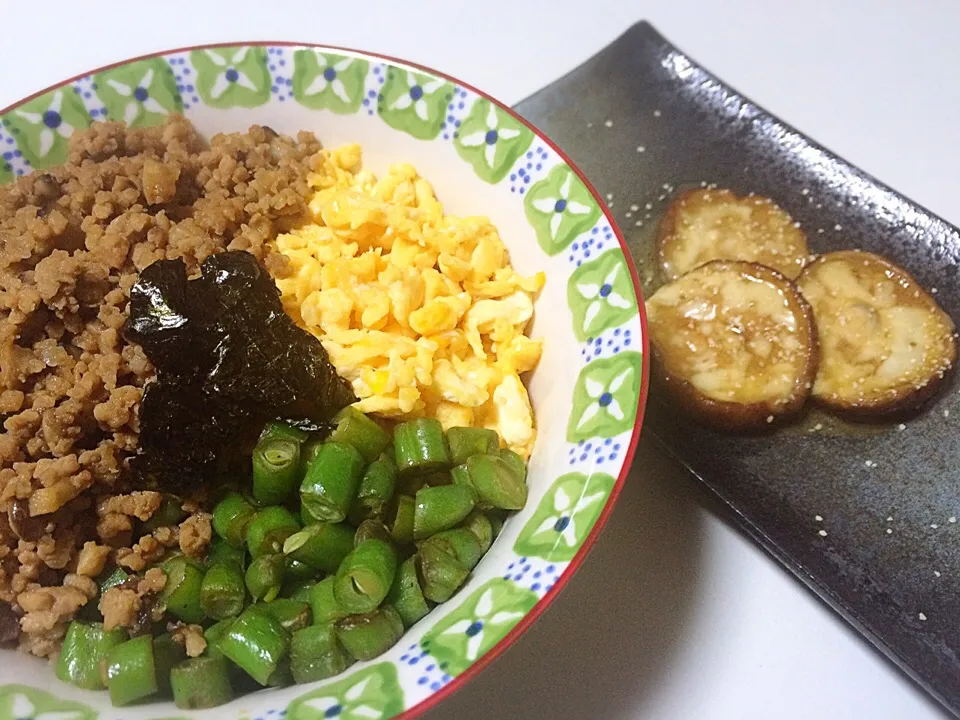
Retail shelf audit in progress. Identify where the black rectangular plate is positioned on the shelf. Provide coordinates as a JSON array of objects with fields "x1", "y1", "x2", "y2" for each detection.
[{"x1": 515, "y1": 21, "x2": 960, "y2": 718}]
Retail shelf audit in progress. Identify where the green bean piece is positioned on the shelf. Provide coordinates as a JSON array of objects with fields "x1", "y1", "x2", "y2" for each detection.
[
  {"x1": 447, "y1": 427, "x2": 500, "y2": 465},
  {"x1": 309, "y1": 577, "x2": 346, "y2": 626},
  {"x1": 420, "y1": 528, "x2": 484, "y2": 571},
  {"x1": 354, "y1": 519, "x2": 392, "y2": 546},
  {"x1": 416, "y1": 543, "x2": 469, "y2": 603},
  {"x1": 56, "y1": 621, "x2": 127, "y2": 690},
  {"x1": 334, "y1": 539, "x2": 397, "y2": 614},
  {"x1": 256, "y1": 599, "x2": 311, "y2": 633},
  {"x1": 460, "y1": 510, "x2": 494, "y2": 554},
  {"x1": 385, "y1": 556, "x2": 430, "y2": 627},
  {"x1": 152, "y1": 633, "x2": 187, "y2": 698},
  {"x1": 450, "y1": 463, "x2": 475, "y2": 495},
  {"x1": 299, "y1": 438, "x2": 325, "y2": 478},
  {"x1": 290, "y1": 623, "x2": 352, "y2": 684},
  {"x1": 140, "y1": 494, "x2": 187, "y2": 534},
  {"x1": 100, "y1": 566, "x2": 130, "y2": 594},
  {"x1": 499, "y1": 448, "x2": 527, "y2": 482},
  {"x1": 329, "y1": 406, "x2": 390, "y2": 462},
  {"x1": 265, "y1": 420, "x2": 309, "y2": 443},
  {"x1": 413, "y1": 485, "x2": 475, "y2": 540},
  {"x1": 252, "y1": 429, "x2": 302, "y2": 506},
  {"x1": 266, "y1": 657, "x2": 294, "y2": 688},
  {"x1": 105, "y1": 635, "x2": 158, "y2": 706},
  {"x1": 218, "y1": 606, "x2": 290, "y2": 686},
  {"x1": 489, "y1": 513, "x2": 505, "y2": 540},
  {"x1": 200, "y1": 563, "x2": 246, "y2": 620},
  {"x1": 396, "y1": 472, "x2": 428, "y2": 497},
  {"x1": 350, "y1": 457, "x2": 398, "y2": 523},
  {"x1": 286, "y1": 558, "x2": 317, "y2": 582},
  {"x1": 284, "y1": 521, "x2": 355, "y2": 573},
  {"x1": 335, "y1": 605, "x2": 404, "y2": 661},
  {"x1": 388, "y1": 495, "x2": 415, "y2": 545},
  {"x1": 212, "y1": 492, "x2": 257, "y2": 548},
  {"x1": 284, "y1": 580, "x2": 317, "y2": 603},
  {"x1": 246, "y1": 506, "x2": 300, "y2": 558},
  {"x1": 465, "y1": 454, "x2": 528, "y2": 510},
  {"x1": 393, "y1": 418, "x2": 451, "y2": 475},
  {"x1": 170, "y1": 656, "x2": 234, "y2": 710},
  {"x1": 245, "y1": 553, "x2": 287, "y2": 603},
  {"x1": 202, "y1": 618, "x2": 236, "y2": 661},
  {"x1": 160, "y1": 556, "x2": 206, "y2": 624},
  {"x1": 206, "y1": 537, "x2": 247, "y2": 572},
  {"x1": 300, "y1": 442, "x2": 365, "y2": 523}
]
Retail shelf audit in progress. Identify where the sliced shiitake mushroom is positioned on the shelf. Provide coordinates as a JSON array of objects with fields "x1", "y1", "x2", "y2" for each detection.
[
  {"x1": 657, "y1": 188, "x2": 809, "y2": 282},
  {"x1": 796, "y1": 250, "x2": 956, "y2": 417},
  {"x1": 646, "y1": 260, "x2": 818, "y2": 430}
]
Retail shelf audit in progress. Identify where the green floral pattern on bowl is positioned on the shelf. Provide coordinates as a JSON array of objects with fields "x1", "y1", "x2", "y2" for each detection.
[{"x1": 0, "y1": 43, "x2": 646, "y2": 720}]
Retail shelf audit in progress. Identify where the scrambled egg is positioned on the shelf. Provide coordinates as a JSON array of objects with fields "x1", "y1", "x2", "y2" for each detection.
[{"x1": 273, "y1": 144, "x2": 544, "y2": 458}]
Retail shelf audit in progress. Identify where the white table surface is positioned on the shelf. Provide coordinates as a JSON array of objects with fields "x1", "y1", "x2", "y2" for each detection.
[{"x1": 2, "y1": 2, "x2": 957, "y2": 718}]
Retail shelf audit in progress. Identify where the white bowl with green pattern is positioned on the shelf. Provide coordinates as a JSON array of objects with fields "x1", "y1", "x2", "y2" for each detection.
[{"x1": 0, "y1": 43, "x2": 648, "y2": 720}]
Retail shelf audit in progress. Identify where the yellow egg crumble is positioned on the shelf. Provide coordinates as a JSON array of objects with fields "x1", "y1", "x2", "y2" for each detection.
[{"x1": 273, "y1": 144, "x2": 544, "y2": 459}]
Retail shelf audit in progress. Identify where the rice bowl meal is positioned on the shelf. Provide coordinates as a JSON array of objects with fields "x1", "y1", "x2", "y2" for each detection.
[{"x1": 0, "y1": 44, "x2": 645, "y2": 719}]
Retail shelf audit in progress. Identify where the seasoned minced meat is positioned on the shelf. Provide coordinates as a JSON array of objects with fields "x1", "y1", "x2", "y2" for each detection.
[{"x1": 0, "y1": 116, "x2": 320, "y2": 655}]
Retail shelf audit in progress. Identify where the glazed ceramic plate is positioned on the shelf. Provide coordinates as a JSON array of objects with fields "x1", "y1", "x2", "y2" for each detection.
[
  {"x1": 516, "y1": 21, "x2": 960, "y2": 718},
  {"x1": 0, "y1": 45, "x2": 647, "y2": 719}
]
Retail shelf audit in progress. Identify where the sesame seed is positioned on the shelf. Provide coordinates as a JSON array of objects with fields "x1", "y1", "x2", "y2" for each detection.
[
  {"x1": 950, "y1": 517, "x2": 956, "y2": 523},
  {"x1": 815, "y1": 515, "x2": 823, "y2": 522},
  {"x1": 634, "y1": 220, "x2": 643, "y2": 227},
  {"x1": 636, "y1": 146, "x2": 645, "y2": 153},
  {"x1": 944, "y1": 409, "x2": 950, "y2": 418},
  {"x1": 816, "y1": 203, "x2": 823, "y2": 209},
  {"x1": 630, "y1": 204, "x2": 639, "y2": 212},
  {"x1": 932, "y1": 524, "x2": 939, "y2": 529},
  {"x1": 897, "y1": 423, "x2": 906, "y2": 431},
  {"x1": 818, "y1": 529, "x2": 828, "y2": 537},
  {"x1": 645, "y1": 202, "x2": 653, "y2": 210},
  {"x1": 919, "y1": 613, "x2": 927, "y2": 621},
  {"x1": 834, "y1": 224, "x2": 843, "y2": 231},
  {"x1": 766, "y1": 415, "x2": 774, "y2": 424},
  {"x1": 653, "y1": 110, "x2": 661, "y2": 117},
  {"x1": 886, "y1": 528, "x2": 893, "y2": 534},
  {"x1": 801, "y1": 188, "x2": 809, "y2": 195},
  {"x1": 817, "y1": 228, "x2": 825, "y2": 234},
  {"x1": 935, "y1": 570, "x2": 942, "y2": 577},
  {"x1": 605, "y1": 193, "x2": 613, "y2": 200},
  {"x1": 586, "y1": 122, "x2": 593, "y2": 128},
  {"x1": 625, "y1": 212, "x2": 633, "y2": 218},
  {"x1": 793, "y1": 221, "x2": 801, "y2": 228},
  {"x1": 932, "y1": 287, "x2": 938, "y2": 294},
  {"x1": 604, "y1": 119, "x2": 613, "y2": 128}
]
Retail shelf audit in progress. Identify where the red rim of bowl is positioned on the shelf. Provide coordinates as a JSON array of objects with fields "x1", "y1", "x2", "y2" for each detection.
[{"x1": 1, "y1": 41, "x2": 650, "y2": 720}]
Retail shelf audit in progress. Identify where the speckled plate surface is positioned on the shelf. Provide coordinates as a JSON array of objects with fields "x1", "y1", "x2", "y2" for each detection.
[
  {"x1": 0, "y1": 44, "x2": 647, "y2": 719},
  {"x1": 516, "y1": 21, "x2": 960, "y2": 718}
]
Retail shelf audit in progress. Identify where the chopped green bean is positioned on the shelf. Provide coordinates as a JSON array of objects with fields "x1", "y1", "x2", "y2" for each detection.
[
  {"x1": 285, "y1": 558, "x2": 318, "y2": 582},
  {"x1": 450, "y1": 463, "x2": 476, "y2": 498},
  {"x1": 206, "y1": 537, "x2": 247, "y2": 572},
  {"x1": 334, "y1": 539, "x2": 397, "y2": 614},
  {"x1": 160, "y1": 556, "x2": 206, "y2": 624},
  {"x1": 309, "y1": 577, "x2": 346, "y2": 626},
  {"x1": 252, "y1": 426, "x2": 302, "y2": 505},
  {"x1": 489, "y1": 513, "x2": 505, "y2": 541},
  {"x1": 354, "y1": 519, "x2": 392, "y2": 546},
  {"x1": 299, "y1": 438, "x2": 325, "y2": 477},
  {"x1": 100, "y1": 566, "x2": 131, "y2": 594},
  {"x1": 140, "y1": 494, "x2": 187, "y2": 534},
  {"x1": 283, "y1": 580, "x2": 317, "y2": 603},
  {"x1": 56, "y1": 621, "x2": 127, "y2": 690},
  {"x1": 245, "y1": 553, "x2": 287, "y2": 603},
  {"x1": 499, "y1": 448, "x2": 527, "y2": 482},
  {"x1": 447, "y1": 427, "x2": 500, "y2": 465},
  {"x1": 466, "y1": 454, "x2": 527, "y2": 510},
  {"x1": 416, "y1": 543, "x2": 469, "y2": 603},
  {"x1": 300, "y1": 442, "x2": 365, "y2": 523},
  {"x1": 246, "y1": 506, "x2": 300, "y2": 558},
  {"x1": 393, "y1": 418, "x2": 450, "y2": 475},
  {"x1": 200, "y1": 563, "x2": 246, "y2": 620},
  {"x1": 256, "y1": 599, "x2": 311, "y2": 633},
  {"x1": 152, "y1": 633, "x2": 187, "y2": 698},
  {"x1": 388, "y1": 495, "x2": 415, "y2": 545},
  {"x1": 386, "y1": 556, "x2": 430, "y2": 627},
  {"x1": 202, "y1": 618, "x2": 236, "y2": 661},
  {"x1": 413, "y1": 485, "x2": 475, "y2": 539},
  {"x1": 350, "y1": 456, "x2": 397, "y2": 523},
  {"x1": 266, "y1": 657, "x2": 294, "y2": 688},
  {"x1": 170, "y1": 656, "x2": 234, "y2": 709},
  {"x1": 335, "y1": 605, "x2": 404, "y2": 661},
  {"x1": 460, "y1": 510, "x2": 494, "y2": 554},
  {"x1": 329, "y1": 406, "x2": 390, "y2": 462},
  {"x1": 283, "y1": 521, "x2": 354, "y2": 573},
  {"x1": 420, "y1": 528, "x2": 483, "y2": 570},
  {"x1": 290, "y1": 624, "x2": 352, "y2": 684},
  {"x1": 105, "y1": 635, "x2": 158, "y2": 706},
  {"x1": 218, "y1": 606, "x2": 290, "y2": 686},
  {"x1": 212, "y1": 492, "x2": 257, "y2": 548}
]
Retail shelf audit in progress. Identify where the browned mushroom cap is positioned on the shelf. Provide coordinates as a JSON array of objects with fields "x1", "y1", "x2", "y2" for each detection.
[
  {"x1": 796, "y1": 250, "x2": 957, "y2": 418},
  {"x1": 646, "y1": 260, "x2": 818, "y2": 431},
  {"x1": 657, "y1": 188, "x2": 809, "y2": 282}
]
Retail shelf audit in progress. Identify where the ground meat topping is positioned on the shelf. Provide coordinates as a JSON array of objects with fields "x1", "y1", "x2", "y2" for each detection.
[{"x1": 178, "y1": 512, "x2": 212, "y2": 558}]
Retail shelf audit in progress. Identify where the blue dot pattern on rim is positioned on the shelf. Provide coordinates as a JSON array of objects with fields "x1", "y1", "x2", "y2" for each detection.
[
  {"x1": 500, "y1": 557, "x2": 562, "y2": 595},
  {"x1": 579, "y1": 325, "x2": 634, "y2": 364},
  {"x1": 267, "y1": 47, "x2": 295, "y2": 101},
  {"x1": 441, "y1": 87, "x2": 470, "y2": 140},
  {"x1": 567, "y1": 223, "x2": 616, "y2": 267},
  {"x1": 508, "y1": 144, "x2": 550, "y2": 194},
  {"x1": 567, "y1": 437, "x2": 624, "y2": 467},
  {"x1": 168, "y1": 55, "x2": 200, "y2": 109}
]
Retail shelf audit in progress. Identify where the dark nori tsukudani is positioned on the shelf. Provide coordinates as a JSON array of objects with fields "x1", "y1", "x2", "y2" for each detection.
[{"x1": 125, "y1": 251, "x2": 356, "y2": 491}]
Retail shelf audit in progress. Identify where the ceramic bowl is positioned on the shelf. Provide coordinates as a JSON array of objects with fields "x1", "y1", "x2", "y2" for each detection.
[{"x1": 0, "y1": 43, "x2": 648, "y2": 720}]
